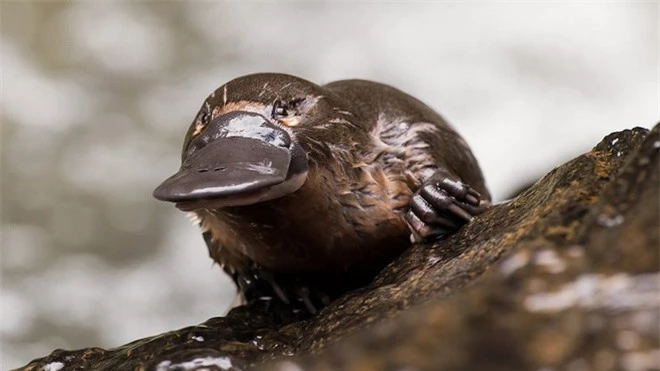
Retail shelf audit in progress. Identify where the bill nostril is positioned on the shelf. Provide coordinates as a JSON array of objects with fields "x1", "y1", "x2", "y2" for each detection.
[{"x1": 197, "y1": 167, "x2": 226, "y2": 173}]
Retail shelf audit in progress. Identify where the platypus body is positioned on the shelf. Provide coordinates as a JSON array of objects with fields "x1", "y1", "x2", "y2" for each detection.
[{"x1": 154, "y1": 73, "x2": 490, "y2": 312}]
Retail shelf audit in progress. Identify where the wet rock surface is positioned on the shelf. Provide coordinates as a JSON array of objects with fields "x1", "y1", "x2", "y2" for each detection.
[{"x1": 19, "y1": 125, "x2": 659, "y2": 371}]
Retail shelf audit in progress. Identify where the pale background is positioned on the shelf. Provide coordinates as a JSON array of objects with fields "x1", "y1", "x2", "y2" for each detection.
[{"x1": 1, "y1": 2, "x2": 658, "y2": 369}]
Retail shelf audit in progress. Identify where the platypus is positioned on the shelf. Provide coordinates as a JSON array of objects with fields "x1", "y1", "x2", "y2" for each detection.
[{"x1": 154, "y1": 73, "x2": 490, "y2": 312}]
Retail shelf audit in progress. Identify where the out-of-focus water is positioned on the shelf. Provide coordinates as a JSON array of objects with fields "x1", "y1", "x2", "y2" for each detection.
[{"x1": 1, "y1": 2, "x2": 657, "y2": 369}]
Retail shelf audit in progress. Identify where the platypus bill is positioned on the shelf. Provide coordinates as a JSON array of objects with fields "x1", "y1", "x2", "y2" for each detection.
[{"x1": 154, "y1": 73, "x2": 491, "y2": 313}]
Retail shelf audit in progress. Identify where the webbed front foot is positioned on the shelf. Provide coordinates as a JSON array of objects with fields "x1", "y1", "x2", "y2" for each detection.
[{"x1": 405, "y1": 169, "x2": 489, "y2": 242}]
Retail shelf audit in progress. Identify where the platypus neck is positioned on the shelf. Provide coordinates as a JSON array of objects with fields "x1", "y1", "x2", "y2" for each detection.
[{"x1": 196, "y1": 163, "x2": 410, "y2": 274}]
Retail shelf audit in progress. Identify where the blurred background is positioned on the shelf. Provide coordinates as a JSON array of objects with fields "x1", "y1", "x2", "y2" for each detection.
[{"x1": 1, "y1": 2, "x2": 657, "y2": 369}]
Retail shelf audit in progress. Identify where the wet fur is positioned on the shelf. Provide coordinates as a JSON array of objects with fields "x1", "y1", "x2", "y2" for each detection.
[{"x1": 181, "y1": 73, "x2": 490, "y2": 301}]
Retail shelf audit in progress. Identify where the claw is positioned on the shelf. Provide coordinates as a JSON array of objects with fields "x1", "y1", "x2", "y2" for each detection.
[
  {"x1": 406, "y1": 210, "x2": 431, "y2": 240},
  {"x1": 296, "y1": 286, "x2": 317, "y2": 314},
  {"x1": 406, "y1": 168, "x2": 488, "y2": 241},
  {"x1": 464, "y1": 193, "x2": 480, "y2": 206},
  {"x1": 406, "y1": 210, "x2": 454, "y2": 242},
  {"x1": 261, "y1": 271, "x2": 290, "y2": 304},
  {"x1": 233, "y1": 266, "x2": 334, "y2": 314},
  {"x1": 447, "y1": 203, "x2": 473, "y2": 222}
]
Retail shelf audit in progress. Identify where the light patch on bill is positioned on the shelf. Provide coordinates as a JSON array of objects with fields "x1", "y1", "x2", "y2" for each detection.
[
  {"x1": 245, "y1": 161, "x2": 277, "y2": 175},
  {"x1": 188, "y1": 180, "x2": 261, "y2": 196}
]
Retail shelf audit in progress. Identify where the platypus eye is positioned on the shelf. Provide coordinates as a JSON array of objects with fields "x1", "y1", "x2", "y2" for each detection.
[
  {"x1": 189, "y1": 109, "x2": 211, "y2": 140},
  {"x1": 200, "y1": 111, "x2": 210, "y2": 126},
  {"x1": 272, "y1": 100, "x2": 288, "y2": 119},
  {"x1": 272, "y1": 98, "x2": 305, "y2": 120}
]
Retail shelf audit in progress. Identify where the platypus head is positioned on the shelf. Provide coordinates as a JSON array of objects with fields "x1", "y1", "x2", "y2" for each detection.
[{"x1": 153, "y1": 73, "x2": 363, "y2": 211}]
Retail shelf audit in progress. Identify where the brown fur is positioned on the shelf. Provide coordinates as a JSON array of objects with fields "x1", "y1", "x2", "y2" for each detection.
[{"x1": 181, "y1": 73, "x2": 490, "y2": 280}]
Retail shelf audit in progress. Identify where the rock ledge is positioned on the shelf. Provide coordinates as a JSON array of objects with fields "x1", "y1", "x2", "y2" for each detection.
[{"x1": 20, "y1": 124, "x2": 659, "y2": 371}]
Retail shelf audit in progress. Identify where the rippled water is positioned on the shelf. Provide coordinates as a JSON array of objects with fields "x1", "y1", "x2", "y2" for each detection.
[{"x1": 1, "y1": 2, "x2": 657, "y2": 369}]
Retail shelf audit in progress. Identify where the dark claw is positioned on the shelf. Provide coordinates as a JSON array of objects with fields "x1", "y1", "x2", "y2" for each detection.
[
  {"x1": 410, "y1": 195, "x2": 437, "y2": 224},
  {"x1": 419, "y1": 184, "x2": 452, "y2": 209},
  {"x1": 406, "y1": 210, "x2": 431, "y2": 241},
  {"x1": 431, "y1": 171, "x2": 481, "y2": 198},
  {"x1": 410, "y1": 196, "x2": 459, "y2": 228},
  {"x1": 458, "y1": 201, "x2": 489, "y2": 217},
  {"x1": 296, "y1": 286, "x2": 317, "y2": 314},
  {"x1": 406, "y1": 210, "x2": 456, "y2": 242},
  {"x1": 464, "y1": 193, "x2": 480, "y2": 206},
  {"x1": 447, "y1": 203, "x2": 473, "y2": 223},
  {"x1": 258, "y1": 270, "x2": 290, "y2": 304},
  {"x1": 406, "y1": 169, "x2": 488, "y2": 241},
  {"x1": 233, "y1": 266, "x2": 332, "y2": 314}
]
